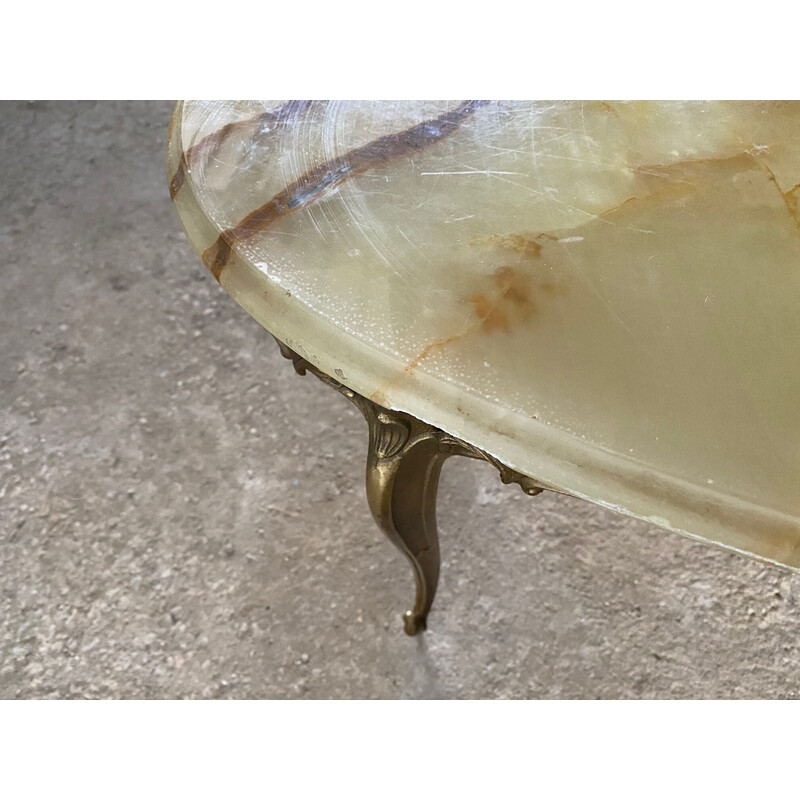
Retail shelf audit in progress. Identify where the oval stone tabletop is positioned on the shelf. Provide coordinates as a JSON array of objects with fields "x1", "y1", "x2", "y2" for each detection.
[{"x1": 168, "y1": 100, "x2": 800, "y2": 570}]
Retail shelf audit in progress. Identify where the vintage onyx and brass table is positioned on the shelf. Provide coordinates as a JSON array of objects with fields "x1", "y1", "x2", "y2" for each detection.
[{"x1": 168, "y1": 101, "x2": 800, "y2": 634}]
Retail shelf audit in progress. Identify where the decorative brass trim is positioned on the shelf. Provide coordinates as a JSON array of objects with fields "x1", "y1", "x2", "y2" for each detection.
[{"x1": 274, "y1": 337, "x2": 554, "y2": 634}]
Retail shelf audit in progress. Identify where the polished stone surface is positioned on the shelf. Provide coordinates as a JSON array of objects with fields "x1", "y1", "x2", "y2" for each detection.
[
  {"x1": 169, "y1": 101, "x2": 800, "y2": 569},
  {"x1": 6, "y1": 101, "x2": 800, "y2": 699}
]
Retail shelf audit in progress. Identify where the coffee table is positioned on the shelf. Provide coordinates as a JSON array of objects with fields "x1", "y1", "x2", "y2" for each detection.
[{"x1": 168, "y1": 100, "x2": 800, "y2": 634}]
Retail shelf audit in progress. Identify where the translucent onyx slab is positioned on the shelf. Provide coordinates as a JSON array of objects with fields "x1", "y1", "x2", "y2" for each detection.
[{"x1": 168, "y1": 101, "x2": 800, "y2": 568}]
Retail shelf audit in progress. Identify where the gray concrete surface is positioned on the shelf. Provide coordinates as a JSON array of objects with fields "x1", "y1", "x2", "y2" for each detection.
[{"x1": 1, "y1": 100, "x2": 799, "y2": 699}]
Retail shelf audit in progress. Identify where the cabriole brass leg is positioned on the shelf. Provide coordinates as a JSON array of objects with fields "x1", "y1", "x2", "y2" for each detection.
[
  {"x1": 362, "y1": 407, "x2": 447, "y2": 635},
  {"x1": 274, "y1": 337, "x2": 550, "y2": 635}
]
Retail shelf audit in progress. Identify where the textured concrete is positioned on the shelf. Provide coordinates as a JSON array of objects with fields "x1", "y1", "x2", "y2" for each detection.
[{"x1": 2, "y1": 100, "x2": 800, "y2": 699}]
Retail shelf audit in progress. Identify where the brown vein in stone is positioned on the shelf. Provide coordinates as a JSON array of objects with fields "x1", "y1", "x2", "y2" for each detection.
[
  {"x1": 201, "y1": 100, "x2": 491, "y2": 280},
  {"x1": 578, "y1": 151, "x2": 780, "y2": 224},
  {"x1": 370, "y1": 296, "x2": 503, "y2": 406},
  {"x1": 632, "y1": 151, "x2": 755, "y2": 180},
  {"x1": 599, "y1": 101, "x2": 621, "y2": 119},
  {"x1": 370, "y1": 265, "x2": 566, "y2": 406},
  {"x1": 169, "y1": 101, "x2": 314, "y2": 200},
  {"x1": 170, "y1": 151, "x2": 189, "y2": 200},
  {"x1": 374, "y1": 150, "x2": 759, "y2": 405},
  {"x1": 787, "y1": 183, "x2": 800, "y2": 214},
  {"x1": 371, "y1": 145, "x2": 800, "y2": 408},
  {"x1": 369, "y1": 328, "x2": 476, "y2": 409},
  {"x1": 634, "y1": 150, "x2": 800, "y2": 233},
  {"x1": 370, "y1": 150, "x2": 777, "y2": 408},
  {"x1": 759, "y1": 163, "x2": 800, "y2": 232},
  {"x1": 469, "y1": 232, "x2": 559, "y2": 260}
]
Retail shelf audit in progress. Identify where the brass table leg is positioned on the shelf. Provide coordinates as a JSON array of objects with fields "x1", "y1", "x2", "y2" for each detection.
[
  {"x1": 274, "y1": 337, "x2": 551, "y2": 635},
  {"x1": 362, "y1": 405, "x2": 447, "y2": 635}
]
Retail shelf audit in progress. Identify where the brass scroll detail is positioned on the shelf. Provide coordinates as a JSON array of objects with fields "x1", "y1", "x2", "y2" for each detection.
[{"x1": 274, "y1": 337, "x2": 552, "y2": 634}]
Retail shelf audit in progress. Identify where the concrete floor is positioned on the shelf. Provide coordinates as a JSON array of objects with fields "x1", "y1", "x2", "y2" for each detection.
[{"x1": 2, "y1": 100, "x2": 799, "y2": 699}]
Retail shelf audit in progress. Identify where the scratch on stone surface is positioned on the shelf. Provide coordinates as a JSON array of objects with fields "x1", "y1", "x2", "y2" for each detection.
[
  {"x1": 483, "y1": 143, "x2": 526, "y2": 160},
  {"x1": 396, "y1": 225, "x2": 434, "y2": 266},
  {"x1": 475, "y1": 171, "x2": 544, "y2": 200},
  {"x1": 556, "y1": 242, "x2": 640, "y2": 346},
  {"x1": 420, "y1": 170, "x2": 525, "y2": 176},
  {"x1": 170, "y1": 101, "x2": 313, "y2": 200},
  {"x1": 534, "y1": 152, "x2": 621, "y2": 168},
  {"x1": 200, "y1": 100, "x2": 490, "y2": 280}
]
